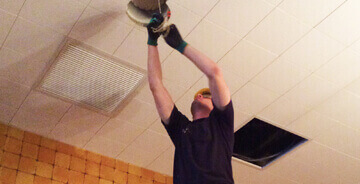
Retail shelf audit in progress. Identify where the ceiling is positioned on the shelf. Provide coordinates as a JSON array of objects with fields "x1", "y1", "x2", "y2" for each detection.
[{"x1": 1, "y1": 0, "x2": 360, "y2": 183}]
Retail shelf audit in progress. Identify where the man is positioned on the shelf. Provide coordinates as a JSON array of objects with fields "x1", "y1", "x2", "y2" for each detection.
[{"x1": 147, "y1": 14, "x2": 234, "y2": 184}]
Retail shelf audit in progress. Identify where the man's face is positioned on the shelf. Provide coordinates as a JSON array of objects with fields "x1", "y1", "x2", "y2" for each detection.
[{"x1": 192, "y1": 93, "x2": 214, "y2": 111}]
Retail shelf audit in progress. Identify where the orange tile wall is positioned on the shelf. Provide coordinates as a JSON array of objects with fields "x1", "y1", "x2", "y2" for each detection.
[{"x1": 0, "y1": 123, "x2": 173, "y2": 184}]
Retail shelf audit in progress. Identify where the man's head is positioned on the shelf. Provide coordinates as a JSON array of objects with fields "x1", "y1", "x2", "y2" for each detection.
[{"x1": 191, "y1": 88, "x2": 214, "y2": 118}]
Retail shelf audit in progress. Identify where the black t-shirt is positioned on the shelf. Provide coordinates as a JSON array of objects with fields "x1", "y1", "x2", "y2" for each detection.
[{"x1": 162, "y1": 101, "x2": 234, "y2": 184}]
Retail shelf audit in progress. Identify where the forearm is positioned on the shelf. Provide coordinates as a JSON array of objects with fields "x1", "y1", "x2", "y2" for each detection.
[
  {"x1": 182, "y1": 45, "x2": 220, "y2": 79},
  {"x1": 183, "y1": 45, "x2": 230, "y2": 109},
  {"x1": 148, "y1": 45, "x2": 163, "y2": 89},
  {"x1": 147, "y1": 45, "x2": 174, "y2": 124}
]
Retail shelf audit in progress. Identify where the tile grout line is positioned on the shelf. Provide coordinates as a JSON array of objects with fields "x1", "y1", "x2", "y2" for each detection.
[
  {"x1": 4, "y1": 0, "x2": 31, "y2": 125},
  {"x1": 112, "y1": 25, "x2": 136, "y2": 56},
  {"x1": 229, "y1": 0, "x2": 354, "y2": 125},
  {"x1": 169, "y1": 0, "x2": 282, "y2": 103},
  {"x1": 145, "y1": 144, "x2": 173, "y2": 169},
  {"x1": 0, "y1": 0, "x2": 27, "y2": 49},
  {"x1": 284, "y1": 29, "x2": 360, "y2": 131},
  {"x1": 313, "y1": 140, "x2": 360, "y2": 163},
  {"x1": 167, "y1": 0, "x2": 223, "y2": 103},
  {"x1": 312, "y1": 0, "x2": 348, "y2": 28},
  {"x1": 66, "y1": 0, "x2": 93, "y2": 38},
  {"x1": 45, "y1": 104, "x2": 74, "y2": 140}
]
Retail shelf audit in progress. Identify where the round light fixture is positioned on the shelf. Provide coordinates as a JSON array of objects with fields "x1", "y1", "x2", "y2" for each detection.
[{"x1": 126, "y1": 0, "x2": 170, "y2": 26}]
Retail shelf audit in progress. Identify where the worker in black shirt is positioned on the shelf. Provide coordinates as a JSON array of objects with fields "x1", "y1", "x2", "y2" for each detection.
[{"x1": 147, "y1": 13, "x2": 235, "y2": 184}]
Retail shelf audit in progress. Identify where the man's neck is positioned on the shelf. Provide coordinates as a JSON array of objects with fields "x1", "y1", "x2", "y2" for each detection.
[{"x1": 193, "y1": 112, "x2": 210, "y2": 121}]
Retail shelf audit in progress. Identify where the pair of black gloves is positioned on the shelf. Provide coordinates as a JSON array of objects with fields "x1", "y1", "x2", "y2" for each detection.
[{"x1": 147, "y1": 13, "x2": 188, "y2": 53}]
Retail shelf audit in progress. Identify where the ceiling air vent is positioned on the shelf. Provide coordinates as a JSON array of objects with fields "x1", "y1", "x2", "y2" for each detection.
[
  {"x1": 38, "y1": 40, "x2": 146, "y2": 116},
  {"x1": 233, "y1": 118, "x2": 307, "y2": 168}
]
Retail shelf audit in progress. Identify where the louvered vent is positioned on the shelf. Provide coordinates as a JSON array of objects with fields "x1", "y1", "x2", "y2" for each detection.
[{"x1": 39, "y1": 41, "x2": 146, "y2": 115}]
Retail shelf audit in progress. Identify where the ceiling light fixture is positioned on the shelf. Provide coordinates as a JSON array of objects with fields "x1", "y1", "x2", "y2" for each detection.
[{"x1": 126, "y1": 0, "x2": 170, "y2": 26}]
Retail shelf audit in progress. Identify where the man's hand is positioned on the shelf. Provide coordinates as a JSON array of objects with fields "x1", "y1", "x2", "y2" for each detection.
[
  {"x1": 164, "y1": 24, "x2": 188, "y2": 53},
  {"x1": 147, "y1": 13, "x2": 164, "y2": 46}
]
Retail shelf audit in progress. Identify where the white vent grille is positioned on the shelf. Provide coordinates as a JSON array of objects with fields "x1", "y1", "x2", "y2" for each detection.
[{"x1": 39, "y1": 42, "x2": 146, "y2": 114}]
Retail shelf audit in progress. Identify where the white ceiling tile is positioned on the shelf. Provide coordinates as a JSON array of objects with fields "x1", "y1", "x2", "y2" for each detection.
[
  {"x1": 258, "y1": 96, "x2": 309, "y2": 127},
  {"x1": 133, "y1": 83, "x2": 156, "y2": 105},
  {"x1": 171, "y1": 0, "x2": 219, "y2": 17},
  {"x1": 264, "y1": 0, "x2": 283, "y2": 6},
  {"x1": 316, "y1": 0, "x2": 360, "y2": 45},
  {"x1": 251, "y1": 58, "x2": 311, "y2": 94},
  {"x1": 233, "y1": 110, "x2": 252, "y2": 132},
  {"x1": 50, "y1": 122, "x2": 95, "y2": 148},
  {"x1": 162, "y1": 79, "x2": 188, "y2": 101},
  {"x1": 134, "y1": 79, "x2": 187, "y2": 106},
  {"x1": 131, "y1": 129, "x2": 172, "y2": 156},
  {"x1": 113, "y1": 28, "x2": 172, "y2": 70},
  {"x1": 232, "y1": 82, "x2": 279, "y2": 115},
  {"x1": 351, "y1": 38, "x2": 360, "y2": 53},
  {"x1": 263, "y1": 175, "x2": 299, "y2": 184},
  {"x1": 222, "y1": 69, "x2": 247, "y2": 95},
  {"x1": 266, "y1": 158, "x2": 324, "y2": 184},
  {"x1": 117, "y1": 143, "x2": 160, "y2": 167},
  {"x1": 3, "y1": 17, "x2": 65, "y2": 59},
  {"x1": 0, "y1": 103, "x2": 17, "y2": 123},
  {"x1": 218, "y1": 40, "x2": 277, "y2": 81},
  {"x1": 235, "y1": 167, "x2": 297, "y2": 184},
  {"x1": 315, "y1": 48, "x2": 360, "y2": 88},
  {"x1": 162, "y1": 51, "x2": 203, "y2": 88},
  {"x1": 69, "y1": 6, "x2": 133, "y2": 55},
  {"x1": 279, "y1": 29, "x2": 345, "y2": 72},
  {"x1": 20, "y1": 91, "x2": 71, "y2": 119},
  {"x1": 10, "y1": 108, "x2": 59, "y2": 137},
  {"x1": 288, "y1": 140, "x2": 360, "y2": 183},
  {"x1": 162, "y1": 145, "x2": 175, "y2": 161},
  {"x1": 147, "y1": 154, "x2": 173, "y2": 176},
  {"x1": 287, "y1": 111, "x2": 339, "y2": 139},
  {"x1": 0, "y1": 0, "x2": 25, "y2": 14},
  {"x1": 115, "y1": 98, "x2": 159, "y2": 128},
  {"x1": 283, "y1": 142, "x2": 356, "y2": 184},
  {"x1": 279, "y1": 0, "x2": 345, "y2": 26},
  {"x1": 231, "y1": 160, "x2": 256, "y2": 183},
  {"x1": 346, "y1": 77, "x2": 360, "y2": 96},
  {"x1": 206, "y1": 0, "x2": 274, "y2": 38},
  {"x1": 84, "y1": 135, "x2": 127, "y2": 157},
  {"x1": 19, "y1": 0, "x2": 86, "y2": 35},
  {"x1": 283, "y1": 75, "x2": 340, "y2": 109},
  {"x1": 185, "y1": 19, "x2": 240, "y2": 62},
  {"x1": 95, "y1": 118, "x2": 145, "y2": 145},
  {"x1": 0, "y1": 47, "x2": 50, "y2": 87},
  {"x1": 231, "y1": 160, "x2": 295, "y2": 184},
  {"x1": 59, "y1": 105, "x2": 109, "y2": 134},
  {"x1": 0, "y1": 77, "x2": 30, "y2": 108},
  {"x1": 315, "y1": 90, "x2": 360, "y2": 131},
  {"x1": 148, "y1": 118, "x2": 168, "y2": 136},
  {"x1": 89, "y1": 0, "x2": 134, "y2": 26},
  {"x1": 315, "y1": 122, "x2": 360, "y2": 160},
  {"x1": 0, "y1": 9, "x2": 16, "y2": 46},
  {"x1": 166, "y1": 1, "x2": 202, "y2": 37},
  {"x1": 245, "y1": 8, "x2": 311, "y2": 55}
]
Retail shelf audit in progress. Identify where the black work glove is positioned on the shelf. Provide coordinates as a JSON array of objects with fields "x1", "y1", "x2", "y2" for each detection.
[
  {"x1": 164, "y1": 24, "x2": 188, "y2": 53},
  {"x1": 147, "y1": 13, "x2": 164, "y2": 46}
]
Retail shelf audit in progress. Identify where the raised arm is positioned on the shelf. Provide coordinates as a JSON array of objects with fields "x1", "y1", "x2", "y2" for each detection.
[
  {"x1": 147, "y1": 14, "x2": 174, "y2": 125},
  {"x1": 164, "y1": 25, "x2": 230, "y2": 110},
  {"x1": 183, "y1": 46, "x2": 230, "y2": 110},
  {"x1": 147, "y1": 45, "x2": 174, "y2": 125}
]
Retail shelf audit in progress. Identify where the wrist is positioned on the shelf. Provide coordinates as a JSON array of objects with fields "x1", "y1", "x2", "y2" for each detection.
[
  {"x1": 176, "y1": 41, "x2": 188, "y2": 53},
  {"x1": 147, "y1": 38, "x2": 158, "y2": 46}
]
